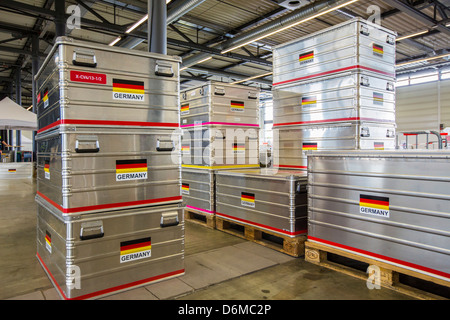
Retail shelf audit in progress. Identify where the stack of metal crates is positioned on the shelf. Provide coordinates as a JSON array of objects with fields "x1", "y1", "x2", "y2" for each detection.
[
  {"x1": 271, "y1": 18, "x2": 397, "y2": 170},
  {"x1": 34, "y1": 37, "x2": 184, "y2": 300},
  {"x1": 180, "y1": 81, "x2": 260, "y2": 222}
]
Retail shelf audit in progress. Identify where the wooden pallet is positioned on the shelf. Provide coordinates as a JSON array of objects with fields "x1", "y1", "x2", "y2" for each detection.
[
  {"x1": 215, "y1": 216, "x2": 306, "y2": 257},
  {"x1": 304, "y1": 240, "x2": 450, "y2": 300},
  {"x1": 184, "y1": 208, "x2": 216, "y2": 229}
]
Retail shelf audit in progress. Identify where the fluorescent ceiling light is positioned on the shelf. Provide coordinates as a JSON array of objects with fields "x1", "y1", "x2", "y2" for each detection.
[
  {"x1": 180, "y1": 56, "x2": 213, "y2": 71},
  {"x1": 125, "y1": 0, "x2": 172, "y2": 33},
  {"x1": 230, "y1": 72, "x2": 273, "y2": 85},
  {"x1": 221, "y1": 0, "x2": 359, "y2": 54},
  {"x1": 26, "y1": 105, "x2": 32, "y2": 111},
  {"x1": 396, "y1": 30, "x2": 428, "y2": 41},
  {"x1": 126, "y1": 14, "x2": 149, "y2": 33},
  {"x1": 396, "y1": 53, "x2": 450, "y2": 67},
  {"x1": 108, "y1": 36, "x2": 121, "y2": 46}
]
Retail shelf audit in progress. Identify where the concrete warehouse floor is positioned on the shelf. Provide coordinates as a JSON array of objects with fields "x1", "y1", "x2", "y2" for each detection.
[{"x1": 0, "y1": 177, "x2": 414, "y2": 301}]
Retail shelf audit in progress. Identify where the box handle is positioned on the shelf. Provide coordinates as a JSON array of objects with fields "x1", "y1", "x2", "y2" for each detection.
[
  {"x1": 248, "y1": 91, "x2": 258, "y2": 99},
  {"x1": 156, "y1": 139, "x2": 174, "y2": 151},
  {"x1": 214, "y1": 87, "x2": 225, "y2": 95},
  {"x1": 80, "y1": 221, "x2": 104, "y2": 240},
  {"x1": 155, "y1": 61, "x2": 174, "y2": 77},
  {"x1": 160, "y1": 211, "x2": 179, "y2": 228},
  {"x1": 72, "y1": 49, "x2": 97, "y2": 68},
  {"x1": 75, "y1": 135, "x2": 100, "y2": 153}
]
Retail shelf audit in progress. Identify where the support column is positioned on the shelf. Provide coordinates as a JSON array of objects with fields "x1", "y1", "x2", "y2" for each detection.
[
  {"x1": 148, "y1": 0, "x2": 167, "y2": 54},
  {"x1": 32, "y1": 35, "x2": 39, "y2": 162},
  {"x1": 55, "y1": 0, "x2": 66, "y2": 37},
  {"x1": 15, "y1": 68, "x2": 21, "y2": 152}
]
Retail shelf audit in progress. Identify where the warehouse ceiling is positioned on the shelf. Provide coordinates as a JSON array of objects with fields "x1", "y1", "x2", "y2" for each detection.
[{"x1": 0, "y1": 0, "x2": 449, "y2": 108}]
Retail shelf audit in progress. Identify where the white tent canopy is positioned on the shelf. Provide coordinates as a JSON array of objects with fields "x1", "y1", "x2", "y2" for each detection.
[{"x1": 0, "y1": 97, "x2": 37, "y2": 130}]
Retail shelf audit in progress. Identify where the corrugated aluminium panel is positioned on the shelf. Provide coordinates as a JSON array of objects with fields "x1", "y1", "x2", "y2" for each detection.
[
  {"x1": 36, "y1": 198, "x2": 184, "y2": 300},
  {"x1": 307, "y1": 150, "x2": 450, "y2": 282},
  {"x1": 215, "y1": 168, "x2": 308, "y2": 237},
  {"x1": 35, "y1": 37, "x2": 181, "y2": 133},
  {"x1": 273, "y1": 122, "x2": 396, "y2": 170},
  {"x1": 272, "y1": 71, "x2": 396, "y2": 127},
  {"x1": 180, "y1": 81, "x2": 260, "y2": 127},
  {"x1": 36, "y1": 125, "x2": 181, "y2": 214},
  {"x1": 272, "y1": 18, "x2": 396, "y2": 87}
]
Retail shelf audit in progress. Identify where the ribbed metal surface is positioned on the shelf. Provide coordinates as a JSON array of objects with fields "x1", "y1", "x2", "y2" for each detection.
[{"x1": 307, "y1": 150, "x2": 450, "y2": 282}]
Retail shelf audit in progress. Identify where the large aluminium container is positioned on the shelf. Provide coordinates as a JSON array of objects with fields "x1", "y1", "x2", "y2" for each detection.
[
  {"x1": 273, "y1": 122, "x2": 396, "y2": 170},
  {"x1": 180, "y1": 81, "x2": 260, "y2": 128},
  {"x1": 272, "y1": 71, "x2": 396, "y2": 127},
  {"x1": 307, "y1": 150, "x2": 450, "y2": 282},
  {"x1": 181, "y1": 125, "x2": 260, "y2": 169},
  {"x1": 36, "y1": 196, "x2": 184, "y2": 300},
  {"x1": 215, "y1": 168, "x2": 308, "y2": 237},
  {"x1": 36, "y1": 124, "x2": 181, "y2": 214},
  {"x1": 182, "y1": 168, "x2": 216, "y2": 217},
  {"x1": 35, "y1": 36, "x2": 181, "y2": 133},
  {"x1": 272, "y1": 18, "x2": 396, "y2": 87}
]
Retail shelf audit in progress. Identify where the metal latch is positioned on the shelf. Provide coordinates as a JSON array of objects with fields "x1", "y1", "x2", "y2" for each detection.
[
  {"x1": 386, "y1": 129, "x2": 395, "y2": 138},
  {"x1": 248, "y1": 91, "x2": 258, "y2": 99},
  {"x1": 80, "y1": 221, "x2": 104, "y2": 240},
  {"x1": 386, "y1": 82, "x2": 395, "y2": 91},
  {"x1": 156, "y1": 139, "x2": 174, "y2": 151},
  {"x1": 386, "y1": 35, "x2": 395, "y2": 45},
  {"x1": 160, "y1": 211, "x2": 179, "y2": 228},
  {"x1": 75, "y1": 135, "x2": 100, "y2": 153},
  {"x1": 72, "y1": 49, "x2": 97, "y2": 68},
  {"x1": 361, "y1": 127, "x2": 370, "y2": 137},
  {"x1": 360, "y1": 24, "x2": 370, "y2": 36},
  {"x1": 155, "y1": 61, "x2": 174, "y2": 77},
  {"x1": 360, "y1": 76, "x2": 370, "y2": 87},
  {"x1": 214, "y1": 86, "x2": 225, "y2": 96},
  {"x1": 181, "y1": 92, "x2": 187, "y2": 100}
]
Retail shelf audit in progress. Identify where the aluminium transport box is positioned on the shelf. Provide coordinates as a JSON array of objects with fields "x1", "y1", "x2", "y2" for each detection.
[
  {"x1": 272, "y1": 71, "x2": 395, "y2": 127},
  {"x1": 36, "y1": 124, "x2": 181, "y2": 214},
  {"x1": 273, "y1": 122, "x2": 396, "y2": 170},
  {"x1": 181, "y1": 125, "x2": 260, "y2": 169},
  {"x1": 307, "y1": 150, "x2": 450, "y2": 282},
  {"x1": 36, "y1": 196, "x2": 184, "y2": 300},
  {"x1": 35, "y1": 36, "x2": 181, "y2": 133},
  {"x1": 272, "y1": 18, "x2": 396, "y2": 87},
  {"x1": 180, "y1": 81, "x2": 260, "y2": 128},
  {"x1": 182, "y1": 168, "x2": 216, "y2": 216},
  {"x1": 215, "y1": 168, "x2": 308, "y2": 237}
]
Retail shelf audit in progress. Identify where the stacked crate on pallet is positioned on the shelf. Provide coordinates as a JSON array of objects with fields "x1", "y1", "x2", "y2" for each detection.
[
  {"x1": 271, "y1": 17, "x2": 397, "y2": 170},
  {"x1": 215, "y1": 168, "x2": 308, "y2": 257},
  {"x1": 306, "y1": 150, "x2": 450, "y2": 299},
  {"x1": 34, "y1": 37, "x2": 184, "y2": 300},
  {"x1": 180, "y1": 81, "x2": 261, "y2": 227}
]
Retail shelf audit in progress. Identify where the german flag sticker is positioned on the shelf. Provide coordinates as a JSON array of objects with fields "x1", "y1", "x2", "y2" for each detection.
[
  {"x1": 374, "y1": 142, "x2": 384, "y2": 150},
  {"x1": 43, "y1": 88, "x2": 49, "y2": 108},
  {"x1": 231, "y1": 100, "x2": 245, "y2": 112},
  {"x1": 359, "y1": 194, "x2": 390, "y2": 218},
  {"x1": 116, "y1": 159, "x2": 148, "y2": 181},
  {"x1": 44, "y1": 161, "x2": 50, "y2": 180},
  {"x1": 241, "y1": 192, "x2": 255, "y2": 208},
  {"x1": 112, "y1": 78, "x2": 145, "y2": 102},
  {"x1": 182, "y1": 183, "x2": 190, "y2": 195},
  {"x1": 45, "y1": 231, "x2": 52, "y2": 253},
  {"x1": 373, "y1": 92, "x2": 384, "y2": 105},
  {"x1": 302, "y1": 142, "x2": 318, "y2": 150},
  {"x1": 181, "y1": 144, "x2": 190, "y2": 154},
  {"x1": 373, "y1": 43, "x2": 384, "y2": 57},
  {"x1": 120, "y1": 237, "x2": 151, "y2": 263},
  {"x1": 232, "y1": 143, "x2": 245, "y2": 154},
  {"x1": 301, "y1": 96, "x2": 317, "y2": 106},
  {"x1": 299, "y1": 51, "x2": 314, "y2": 64},
  {"x1": 181, "y1": 103, "x2": 189, "y2": 115},
  {"x1": 8, "y1": 169, "x2": 16, "y2": 173}
]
